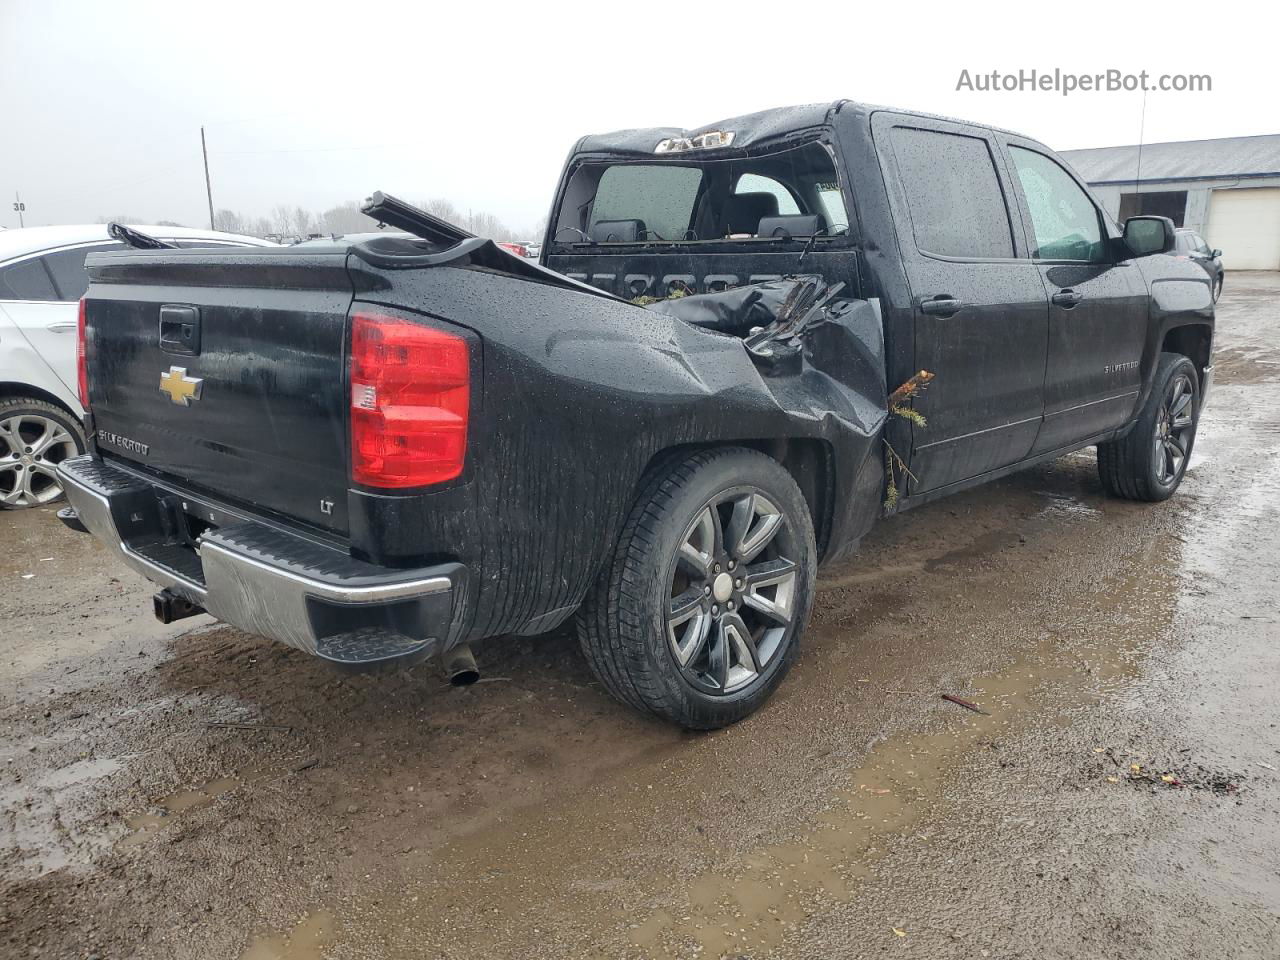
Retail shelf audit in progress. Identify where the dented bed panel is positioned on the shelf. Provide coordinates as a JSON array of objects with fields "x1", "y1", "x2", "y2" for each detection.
[{"x1": 345, "y1": 258, "x2": 888, "y2": 642}]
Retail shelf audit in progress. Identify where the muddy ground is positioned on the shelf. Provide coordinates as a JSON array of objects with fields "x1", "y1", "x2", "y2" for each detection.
[{"x1": 2, "y1": 274, "x2": 1278, "y2": 960}]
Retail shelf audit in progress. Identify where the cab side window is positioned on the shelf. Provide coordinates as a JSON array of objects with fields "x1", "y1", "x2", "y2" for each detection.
[
  {"x1": 1010, "y1": 147, "x2": 1107, "y2": 263},
  {"x1": 890, "y1": 127, "x2": 1014, "y2": 259}
]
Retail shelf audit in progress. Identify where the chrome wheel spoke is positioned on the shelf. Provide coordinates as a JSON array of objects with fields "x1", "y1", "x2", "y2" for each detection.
[
  {"x1": 669, "y1": 587, "x2": 704, "y2": 623},
  {"x1": 0, "y1": 466, "x2": 24, "y2": 505},
  {"x1": 720, "y1": 612, "x2": 761, "y2": 688},
  {"x1": 0, "y1": 417, "x2": 23, "y2": 457},
  {"x1": 706, "y1": 622, "x2": 730, "y2": 689},
  {"x1": 742, "y1": 557, "x2": 798, "y2": 625},
  {"x1": 28, "y1": 461, "x2": 62, "y2": 491},
  {"x1": 668, "y1": 588, "x2": 711, "y2": 666},
  {"x1": 677, "y1": 505, "x2": 720, "y2": 579},
  {"x1": 32, "y1": 424, "x2": 72, "y2": 458},
  {"x1": 727, "y1": 493, "x2": 783, "y2": 565}
]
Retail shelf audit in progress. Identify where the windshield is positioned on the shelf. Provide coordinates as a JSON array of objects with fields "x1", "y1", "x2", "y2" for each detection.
[{"x1": 553, "y1": 140, "x2": 849, "y2": 246}]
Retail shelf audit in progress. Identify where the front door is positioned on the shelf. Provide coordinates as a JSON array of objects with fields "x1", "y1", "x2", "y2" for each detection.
[
  {"x1": 873, "y1": 114, "x2": 1049, "y2": 494},
  {"x1": 1001, "y1": 141, "x2": 1149, "y2": 453}
]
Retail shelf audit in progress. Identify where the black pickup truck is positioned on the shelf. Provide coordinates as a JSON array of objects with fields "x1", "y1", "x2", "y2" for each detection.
[{"x1": 58, "y1": 101, "x2": 1214, "y2": 729}]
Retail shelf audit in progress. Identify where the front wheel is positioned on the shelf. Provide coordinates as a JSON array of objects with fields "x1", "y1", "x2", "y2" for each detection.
[
  {"x1": 577, "y1": 447, "x2": 817, "y2": 730},
  {"x1": 1097, "y1": 353, "x2": 1200, "y2": 502}
]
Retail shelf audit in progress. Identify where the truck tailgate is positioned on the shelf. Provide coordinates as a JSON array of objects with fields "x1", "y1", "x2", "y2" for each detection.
[{"x1": 85, "y1": 249, "x2": 354, "y2": 536}]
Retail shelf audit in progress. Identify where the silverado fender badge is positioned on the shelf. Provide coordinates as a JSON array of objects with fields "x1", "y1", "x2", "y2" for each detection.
[{"x1": 159, "y1": 366, "x2": 204, "y2": 406}]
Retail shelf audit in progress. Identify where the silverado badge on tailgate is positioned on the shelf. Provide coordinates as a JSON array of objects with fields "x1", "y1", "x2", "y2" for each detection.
[{"x1": 159, "y1": 366, "x2": 203, "y2": 406}]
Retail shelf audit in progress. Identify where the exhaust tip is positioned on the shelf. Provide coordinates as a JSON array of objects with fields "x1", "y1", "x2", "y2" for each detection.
[{"x1": 442, "y1": 643, "x2": 480, "y2": 686}]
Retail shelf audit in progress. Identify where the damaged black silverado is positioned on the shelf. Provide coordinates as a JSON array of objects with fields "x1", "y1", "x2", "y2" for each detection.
[{"x1": 58, "y1": 101, "x2": 1214, "y2": 729}]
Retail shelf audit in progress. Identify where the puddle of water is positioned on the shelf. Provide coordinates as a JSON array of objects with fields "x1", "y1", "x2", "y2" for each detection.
[
  {"x1": 0, "y1": 754, "x2": 131, "y2": 875},
  {"x1": 40, "y1": 756, "x2": 125, "y2": 791},
  {"x1": 1037, "y1": 492, "x2": 1103, "y2": 520},
  {"x1": 119, "y1": 775, "x2": 243, "y2": 847},
  {"x1": 239, "y1": 912, "x2": 336, "y2": 960}
]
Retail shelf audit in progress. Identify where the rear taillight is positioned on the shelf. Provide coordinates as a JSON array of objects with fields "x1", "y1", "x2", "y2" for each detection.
[
  {"x1": 76, "y1": 298, "x2": 89, "y2": 410},
  {"x1": 349, "y1": 311, "x2": 470, "y2": 488}
]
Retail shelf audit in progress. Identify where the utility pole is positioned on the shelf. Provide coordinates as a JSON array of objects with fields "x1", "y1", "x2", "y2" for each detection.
[
  {"x1": 201, "y1": 126, "x2": 215, "y2": 230},
  {"x1": 12, "y1": 192, "x2": 25, "y2": 228}
]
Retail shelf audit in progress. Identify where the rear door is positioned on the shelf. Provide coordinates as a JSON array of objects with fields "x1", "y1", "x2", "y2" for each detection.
[
  {"x1": 873, "y1": 113, "x2": 1048, "y2": 493},
  {"x1": 0, "y1": 243, "x2": 121, "y2": 397},
  {"x1": 999, "y1": 138, "x2": 1149, "y2": 453}
]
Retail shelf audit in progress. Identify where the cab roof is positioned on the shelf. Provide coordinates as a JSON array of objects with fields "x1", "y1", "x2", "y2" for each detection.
[{"x1": 573, "y1": 100, "x2": 1035, "y2": 159}]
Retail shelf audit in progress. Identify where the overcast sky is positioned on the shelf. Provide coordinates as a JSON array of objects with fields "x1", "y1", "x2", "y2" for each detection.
[{"x1": 1, "y1": 0, "x2": 1271, "y2": 233}]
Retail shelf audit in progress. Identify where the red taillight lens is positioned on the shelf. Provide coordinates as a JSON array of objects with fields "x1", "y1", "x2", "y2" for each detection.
[
  {"x1": 349, "y1": 311, "x2": 470, "y2": 488},
  {"x1": 76, "y1": 298, "x2": 90, "y2": 410}
]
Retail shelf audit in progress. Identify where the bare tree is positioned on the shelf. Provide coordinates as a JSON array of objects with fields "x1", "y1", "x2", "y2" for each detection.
[
  {"x1": 293, "y1": 205, "x2": 315, "y2": 237},
  {"x1": 466, "y1": 210, "x2": 514, "y2": 241},
  {"x1": 319, "y1": 201, "x2": 375, "y2": 236},
  {"x1": 213, "y1": 209, "x2": 244, "y2": 234},
  {"x1": 270, "y1": 204, "x2": 296, "y2": 237}
]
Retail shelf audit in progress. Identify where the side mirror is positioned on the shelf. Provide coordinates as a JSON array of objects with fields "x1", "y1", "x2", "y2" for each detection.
[
  {"x1": 1123, "y1": 216, "x2": 1176, "y2": 257},
  {"x1": 1212, "y1": 248, "x2": 1222, "y2": 258}
]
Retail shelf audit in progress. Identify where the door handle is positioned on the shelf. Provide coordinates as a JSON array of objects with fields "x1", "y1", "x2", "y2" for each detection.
[
  {"x1": 159, "y1": 304, "x2": 201, "y2": 356},
  {"x1": 919, "y1": 295, "x2": 963, "y2": 317},
  {"x1": 46, "y1": 321, "x2": 78, "y2": 333},
  {"x1": 1051, "y1": 289, "x2": 1084, "y2": 308}
]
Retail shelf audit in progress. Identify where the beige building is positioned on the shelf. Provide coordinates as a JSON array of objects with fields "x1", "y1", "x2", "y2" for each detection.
[{"x1": 1062, "y1": 135, "x2": 1280, "y2": 271}]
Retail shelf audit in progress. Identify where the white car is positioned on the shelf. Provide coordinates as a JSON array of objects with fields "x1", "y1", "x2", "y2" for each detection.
[{"x1": 0, "y1": 224, "x2": 275, "y2": 508}]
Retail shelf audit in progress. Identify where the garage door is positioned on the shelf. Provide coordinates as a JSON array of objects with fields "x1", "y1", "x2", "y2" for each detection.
[{"x1": 1205, "y1": 187, "x2": 1280, "y2": 270}]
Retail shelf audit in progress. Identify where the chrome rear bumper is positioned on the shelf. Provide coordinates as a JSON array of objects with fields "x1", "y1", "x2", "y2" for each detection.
[{"x1": 57, "y1": 455, "x2": 465, "y2": 669}]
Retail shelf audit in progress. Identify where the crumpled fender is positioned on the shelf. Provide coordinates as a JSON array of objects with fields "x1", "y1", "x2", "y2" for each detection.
[{"x1": 344, "y1": 256, "x2": 888, "y2": 641}]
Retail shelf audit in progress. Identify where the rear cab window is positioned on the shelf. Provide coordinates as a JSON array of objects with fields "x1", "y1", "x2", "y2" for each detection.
[
  {"x1": 590, "y1": 165, "x2": 705, "y2": 241},
  {"x1": 551, "y1": 139, "x2": 853, "y2": 248}
]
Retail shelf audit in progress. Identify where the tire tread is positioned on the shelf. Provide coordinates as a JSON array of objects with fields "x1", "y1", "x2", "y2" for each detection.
[{"x1": 577, "y1": 447, "x2": 814, "y2": 729}]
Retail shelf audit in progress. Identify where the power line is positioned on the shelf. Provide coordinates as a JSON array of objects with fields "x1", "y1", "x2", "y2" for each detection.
[{"x1": 210, "y1": 137, "x2": 436, "y2": 157}]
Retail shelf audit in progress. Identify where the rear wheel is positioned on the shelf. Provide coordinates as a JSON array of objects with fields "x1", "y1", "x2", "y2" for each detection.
[
  {"x1": 577, "y1": 447, "x2": 817, "y2": 729},
  {"x1": 1097, "y1": 353, "x2": 1199, "y2": 502},
  {"x1": 0, "y1": 398, "x2": 86, "y2": 509}
]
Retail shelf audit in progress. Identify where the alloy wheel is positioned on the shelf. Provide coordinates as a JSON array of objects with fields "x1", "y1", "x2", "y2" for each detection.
[
  {"x1": 666, "y1": 489, "x2": 799, "y2": 695},
  {"x1": 1153, "y1": 373, "x2": 1195, "y2": 486},
  {"x1": 0, "y1": 414, "x2": 79, "y2": 507}
]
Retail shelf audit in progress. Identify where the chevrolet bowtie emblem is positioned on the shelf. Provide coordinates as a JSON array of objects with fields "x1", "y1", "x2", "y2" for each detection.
[{"x1": 159, "y1": 366, "x2": 203, "y2": 406}]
